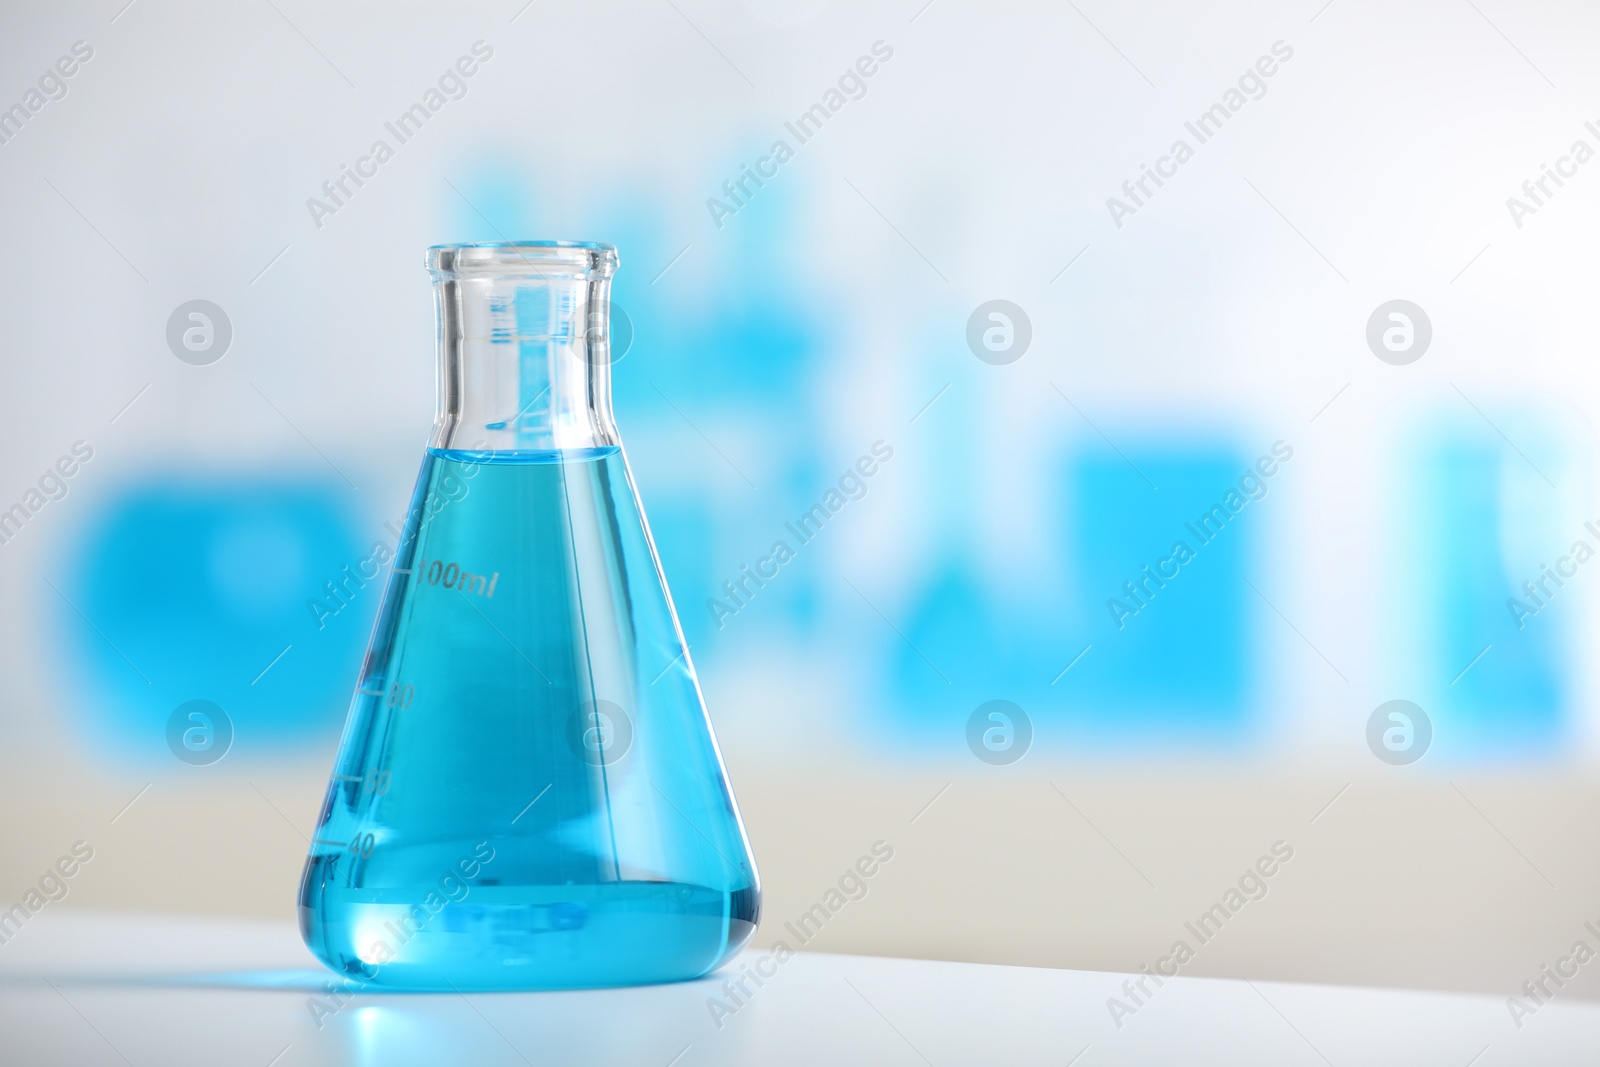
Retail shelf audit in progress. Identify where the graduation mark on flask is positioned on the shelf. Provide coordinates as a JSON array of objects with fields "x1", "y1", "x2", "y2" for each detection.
[
  {"x1": 417, "y1": 555, "x2": 499, "y2": 598},
  {"x1": 333, "y1": 771, "x2": 392, "y2": 795},
  {"x1": 357, "y1": 683, "x2": 414, "y2": 709}
]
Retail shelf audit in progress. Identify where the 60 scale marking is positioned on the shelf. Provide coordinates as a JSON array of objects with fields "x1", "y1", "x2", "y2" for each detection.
[{"x1": 332, "y1": 770, "x2": 391, "y2": 795}]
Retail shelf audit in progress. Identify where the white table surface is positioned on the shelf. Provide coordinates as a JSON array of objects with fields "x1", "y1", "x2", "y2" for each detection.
[{"x1": 0, "y1": 911, "x2": 1593, "y2": 1066}]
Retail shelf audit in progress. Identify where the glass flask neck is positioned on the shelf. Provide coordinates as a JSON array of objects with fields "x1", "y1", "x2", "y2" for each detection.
[{"x1": 427, "y1": 242, "x2": 621, "y2": 454}]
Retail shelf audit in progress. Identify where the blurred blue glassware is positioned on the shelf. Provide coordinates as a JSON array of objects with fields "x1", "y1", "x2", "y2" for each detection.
[{"x1": 298, "y1": 242, "x2": 760, "y2": 991}]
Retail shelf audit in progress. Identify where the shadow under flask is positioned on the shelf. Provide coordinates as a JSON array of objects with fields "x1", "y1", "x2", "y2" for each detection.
[{"x1": 298, "y1": 241, "x2": 760, "y2": 991}]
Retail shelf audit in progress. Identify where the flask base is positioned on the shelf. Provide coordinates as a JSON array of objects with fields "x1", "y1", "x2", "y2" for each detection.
[{"x1": 300, "y1": 880, "x2": 756, "y2": 991}]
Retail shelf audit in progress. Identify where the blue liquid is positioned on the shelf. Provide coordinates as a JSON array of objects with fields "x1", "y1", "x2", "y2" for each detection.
[{"x1": 298, "y1": 447, "x2": 759, "y2": 990}]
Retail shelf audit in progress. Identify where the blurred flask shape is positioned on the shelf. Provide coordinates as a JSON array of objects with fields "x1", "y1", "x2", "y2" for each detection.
[{"x1": 299, "y1": 242, "x2": 760, "y2": 990}]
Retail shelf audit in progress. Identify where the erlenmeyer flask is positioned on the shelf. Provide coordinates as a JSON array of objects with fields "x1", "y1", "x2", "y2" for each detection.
[{"x1": 298, "y1": 241, "x2": 760, "y2": 991}]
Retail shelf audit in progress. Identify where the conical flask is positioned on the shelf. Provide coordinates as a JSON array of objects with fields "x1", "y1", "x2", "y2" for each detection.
[{"x1": 298, "y1": 241, "x2": 760, "y2": 991}]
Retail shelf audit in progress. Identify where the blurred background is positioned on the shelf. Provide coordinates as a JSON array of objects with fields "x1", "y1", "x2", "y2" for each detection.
[{"x1": 3, "y1": 0, "x2": 1600, "y2": 1000}]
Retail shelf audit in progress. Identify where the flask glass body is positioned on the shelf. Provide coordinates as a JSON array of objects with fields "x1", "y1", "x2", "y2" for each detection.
[{"x1": 297, "y1": 242, "x2": 760, "y2": 991}]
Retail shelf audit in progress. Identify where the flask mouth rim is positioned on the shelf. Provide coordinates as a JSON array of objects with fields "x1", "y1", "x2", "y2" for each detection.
[{"x1": 427, "y1": 241, "x2": 618, "y2": 278}]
